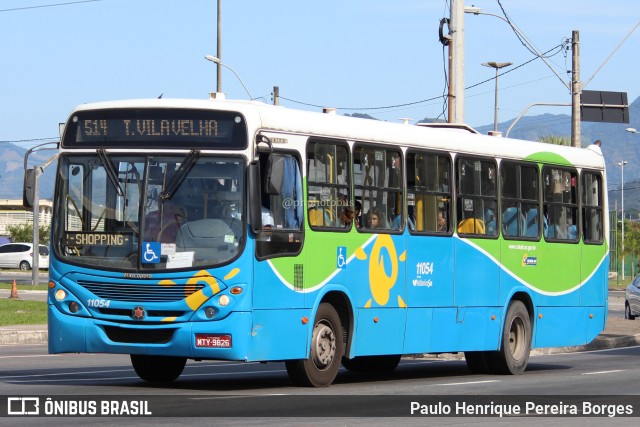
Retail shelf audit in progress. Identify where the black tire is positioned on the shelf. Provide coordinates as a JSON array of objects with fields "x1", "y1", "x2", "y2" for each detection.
[
  {"x1": 285, "y1": 303, "x2": 343, "y2": 387},
  {"x1": 341, "y1": 355, "x2": 401, "y2": 372},
  {"x1": 19, "y1": 261, "x2": 31, "y2": 271},
  {"x1": 464, "y1": 351, "x2": 490, "y2": 374},
  {"x1": 625, "y1": 303, "x2": 636, "y2": 320},
  {"x1": 130, "y1": 354, "x2": 186, "y2": 382},
  {"x1": 487, "y1": 300, "x2": 531, "y2": 375}
]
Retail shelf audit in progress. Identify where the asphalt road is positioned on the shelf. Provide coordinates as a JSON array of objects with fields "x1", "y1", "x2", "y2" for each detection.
[
  {"x1": 0, "y1": 270, "x2": 48, "y2": 286},
  {"x1": 0, "y1": 345, "x2": 639, "y2": 425}
]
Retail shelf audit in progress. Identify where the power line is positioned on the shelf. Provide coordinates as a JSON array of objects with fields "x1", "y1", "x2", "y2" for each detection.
[
  {"x1": 279, "y1": 43, "x2": 565, "y2": 113},
  {"x1": 0, "y1": 0, "x2": 101, "y2": 13}
]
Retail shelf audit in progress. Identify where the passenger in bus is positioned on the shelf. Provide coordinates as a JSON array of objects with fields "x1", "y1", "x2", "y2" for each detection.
[
  {"x1": 143, "y1": 200, "x2": 187, "y2": 243},
  {"x1": 336, "y1": 203, "x2": 355, "y2": 228},
  {"x1": 437, "y1": 211, "x2": 447, "y2": 231},
  {"x1": 261, "y1": 206, "x2": 274, "y2": 229},
  {"x1": 366, "y1": 207, "x2": 385, "y2": 229},
  {"x1": 354, "y1": 200, "x2": 362, "y2": 228}
]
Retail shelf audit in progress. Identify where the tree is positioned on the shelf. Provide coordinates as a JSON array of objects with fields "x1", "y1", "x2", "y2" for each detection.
[
  {"x1": 538, "y1": 135, "x2": 571, "y2": 146},
  {"x1": 5, "y1": 224, "x2": 50, "y2": 246},
  {"x1": 623, "y1": 221, "x2": 640, "y2": 278}
]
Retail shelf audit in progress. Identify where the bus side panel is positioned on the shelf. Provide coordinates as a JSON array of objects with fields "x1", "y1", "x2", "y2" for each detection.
[
  {"x1": 580, "y1": 245, "x2": 608, "y2": 307},
  {"x1": 403, "y1": 308, "x2": 433, "y2": 353},
  {"x1": 248, "y1": 308, "x2": 310, "y2": 361},
  {"x1": 533, "y1": 306, "x2": 589, "y2": 348},
  {"x1": 454, "y1": 238, "x2": 500, "y2": 307},
  {"x1": 585, "y1": 305, "x2": 607, "y2": 343},
  {"x1": 428, "y1": 307, "x2": 501, "y2": 352},
  {"x1": 253, "y1": 257, "x2": 305, "y2": 310},
  {"x1": 352, "y1": 307, "x2": 406, "y2": 356},
  {"x1": 404, "y1": 235, "x2": 454, "y2": 307}
]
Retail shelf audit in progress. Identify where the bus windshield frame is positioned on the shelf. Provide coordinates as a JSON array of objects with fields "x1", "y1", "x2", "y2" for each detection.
[{"x1": 53, "y1": 153, "x2": 246, "y2": 272}]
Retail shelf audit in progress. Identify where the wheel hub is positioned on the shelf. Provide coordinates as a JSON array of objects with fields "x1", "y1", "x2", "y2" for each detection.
[{"x1": 311, "y1": 321, "x2": 336, "y2": 369}]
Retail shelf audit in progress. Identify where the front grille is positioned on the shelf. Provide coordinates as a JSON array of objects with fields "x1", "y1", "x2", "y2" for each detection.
[
  {"x1": 79, "y1": 280, "x2": 204, "y2": 302},
  {"x1": 103, "y1": 326, "x2": 175, "y2": 344},
  {"x1": 98, "y1": 308, "x2": 186, "y2": 318}
]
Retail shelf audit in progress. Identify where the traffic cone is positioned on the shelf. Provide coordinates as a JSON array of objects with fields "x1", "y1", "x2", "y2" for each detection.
[{"x1": 9, "y1": 279, "x2": 18, "y2": 299}]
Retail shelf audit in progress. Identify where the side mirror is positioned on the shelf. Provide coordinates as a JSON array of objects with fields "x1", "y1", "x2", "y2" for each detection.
[
  {"x1": 248, "y1": 160, "x2": 262, "y2": 234},
  {"x1": 23, "y1": 168, "x2": 36, "y2": 209}
]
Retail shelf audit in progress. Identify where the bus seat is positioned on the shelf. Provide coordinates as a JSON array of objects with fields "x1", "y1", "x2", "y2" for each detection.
[
  {"x1": 457, "y1": 218, "x2": 485, "y2": 234},
  {"x1": 525, "y1": 208, "x2": 539, "y2": 237},
  {"x1": 308, "y1": 207, "x2": 333, "y2": 226},
  {"x1": 502, "y1": 207, "x2": 519, "y2": 237}
]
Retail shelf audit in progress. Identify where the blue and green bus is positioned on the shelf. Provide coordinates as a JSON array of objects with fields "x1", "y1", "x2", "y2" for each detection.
[{"x1": 41, "y1": 97, "x2": 608, "y2": 386}]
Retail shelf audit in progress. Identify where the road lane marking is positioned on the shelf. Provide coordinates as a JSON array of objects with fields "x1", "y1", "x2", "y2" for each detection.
[
  {"x1": 582, "y1": 370, "x2": 624, "y2": 375},
  {"x1": 436, "y1": 380, "x2": 500, "y2": 386}
]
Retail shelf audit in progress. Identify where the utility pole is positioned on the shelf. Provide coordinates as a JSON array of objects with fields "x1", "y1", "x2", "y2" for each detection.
[
  {"x1": 449, "y1": 0, "x2": 465, "y2": 124},
  {"x1": 216, "y1": 0, "x2": 222, "y2": 93},
  {"x1": 273, "y1": 86, "x2": 280, "y2": 106},
  {"x1": 571, "y1": 30, "x2": 581, "y2": 148}
]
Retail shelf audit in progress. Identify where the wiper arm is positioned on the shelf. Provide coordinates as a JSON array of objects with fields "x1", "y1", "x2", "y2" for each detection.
[
  {"x1": 96, "y1": 149, "x2": 125, "y2": 196},
  {"x1": 160, "y1": 150, "x2": 200, "y2": 201}
]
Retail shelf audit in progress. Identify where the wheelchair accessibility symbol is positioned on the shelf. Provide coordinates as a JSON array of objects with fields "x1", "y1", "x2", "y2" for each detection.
[
  {"x1": 337, "y1": 246, "x2": 347, "y2": 269},
  {"x1": 142, "y1": 242, "x2": 161, "y2": 264}
]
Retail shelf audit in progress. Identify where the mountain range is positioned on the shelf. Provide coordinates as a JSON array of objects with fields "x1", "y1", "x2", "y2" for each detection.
[{"x1": 1, "y1": 96, "x2": 638, "y2": 212}]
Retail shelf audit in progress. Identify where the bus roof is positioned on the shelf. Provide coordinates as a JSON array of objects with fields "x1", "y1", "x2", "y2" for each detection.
[{"x1": 68, "y1": 97, "x2": 605, "y2": 170}]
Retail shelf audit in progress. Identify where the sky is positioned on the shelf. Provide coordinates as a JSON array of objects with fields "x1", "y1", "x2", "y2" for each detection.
[{"x1": 0, "y1": 0, "x2": 638, "y2": 152}]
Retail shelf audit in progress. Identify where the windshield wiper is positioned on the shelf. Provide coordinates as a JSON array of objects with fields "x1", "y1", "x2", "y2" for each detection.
[
  {"x1": 160, "y1": 150, "x2": 200, "y2": 201},
  {"x1": 97, "y1": 149, "x2": 125, "y2": 196}
]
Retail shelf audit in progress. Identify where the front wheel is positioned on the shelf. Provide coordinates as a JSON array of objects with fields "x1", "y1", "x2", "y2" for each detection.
[
  {"x1": 625, "y1": 303, "x2": 636, "y2": 320},
  {"x1": 285, "y1": 303, "x2": 343, "y2": 387},
  {"x1": 487, "y1": 300, "x2": 532, "y2": 375},
  {"x1": 130, "y1": 354, "x2": 186, "y2": 382}
]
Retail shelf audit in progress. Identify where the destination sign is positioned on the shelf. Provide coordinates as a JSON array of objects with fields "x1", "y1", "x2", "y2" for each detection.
[
  {"x1": 62, "y1": 108, "x2": 248, "y2": 149},
  {"x1": 65, "y1": 232, "x2": 132, "y2": 247}
]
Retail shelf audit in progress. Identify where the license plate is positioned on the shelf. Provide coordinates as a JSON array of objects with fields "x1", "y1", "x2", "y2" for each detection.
[{"x1": 195, "y1": 334, "x2": 232, "y2": 348}]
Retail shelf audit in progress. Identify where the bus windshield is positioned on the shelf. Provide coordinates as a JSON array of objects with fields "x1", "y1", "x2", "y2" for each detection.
[{"x1": 53, "y1": 154, "x2": 245, "y2": 271}]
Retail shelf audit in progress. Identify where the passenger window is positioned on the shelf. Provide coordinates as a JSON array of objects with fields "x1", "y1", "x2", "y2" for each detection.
[
  {"x1": 306, "y1": 140, "x2": 351, "y2": 229},
  {"x1": 500, "y1": 162, "x2": 539, "y2": 239},
  {"x1": 456, "y1": 157, "x2": 497, "y2": 237},
  {"x1": 353, "y1": 145, "x2": 403, "y2": 232},
  {"x1": 582, "y1": 172, "x2": 603, "y2": 244},
  {"x1": 256, "y1": 152, "x2": 304, "y2": 259},
  {"x1": 407, "y1": 151, "x2": 451, "y2": 234},
  {"x1": 542, "y1": 167, "x2": 578, "y2": 241}
]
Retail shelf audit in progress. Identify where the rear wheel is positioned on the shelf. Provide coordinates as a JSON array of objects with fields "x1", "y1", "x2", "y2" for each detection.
[
  {"x1": 19, "y1": 260, "x2": 31, "y2": 271},
  {"x1": 285, "y1": 303, "x2": 343, "y2": 387},
  {"x1": 130, "y1": 354, "x2": 186, "y2": 382},
  {"x1": 625, "y1": 303, "x2": 636, "y2": 320},
  {"x1": 487, "y1": 300, "x2": 531, "y2": 374},
  {"x1": 342, "y1": 355, "x2": 401, "y2": 372}
]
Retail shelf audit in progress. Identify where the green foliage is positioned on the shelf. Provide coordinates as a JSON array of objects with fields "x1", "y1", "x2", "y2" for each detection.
[
  {"x1": 5, "y1": 224, "x2": 50, "y2": 245},
  {"x1": 538, "y1": 135, "x2": 571, "y2": 146},
  {"x1": 0, "y1": 299, "x2": 47, "y2": 326}
]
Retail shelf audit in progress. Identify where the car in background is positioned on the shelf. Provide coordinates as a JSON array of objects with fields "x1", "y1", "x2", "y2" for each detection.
[
  {"x1": 625, "y1": 275, "x2": 640, "y2": 320},
  {"x1": 0, "y1": 243, "x2": 49, "y2": 270}
]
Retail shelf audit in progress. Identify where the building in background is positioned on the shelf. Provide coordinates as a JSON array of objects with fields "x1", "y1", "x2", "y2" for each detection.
[{"x1": 0, "y1": 199, "x2": 52, "y2": 244}]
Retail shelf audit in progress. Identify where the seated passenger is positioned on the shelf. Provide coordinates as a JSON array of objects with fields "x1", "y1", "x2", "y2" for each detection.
[{"x1": 144, "y1": 200, "x2": 186, "y2": 243}]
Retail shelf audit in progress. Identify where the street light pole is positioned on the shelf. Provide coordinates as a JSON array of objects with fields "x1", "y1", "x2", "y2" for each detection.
[
  {"x1": 481, "y1": 61, "x2": 512, "y2": 133},
  {"x1": 465, "y1": 7, "x2": 581, "y2": 147},
  {"x1": 204, "y1": 55, "x2": 253, "y2": 99},
  {"x1": 618, "y1": 160, "x2": 628, "y2": 280},
  {"x1": 216, "y1": 0, "x2": 222, "y2": 93}
]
